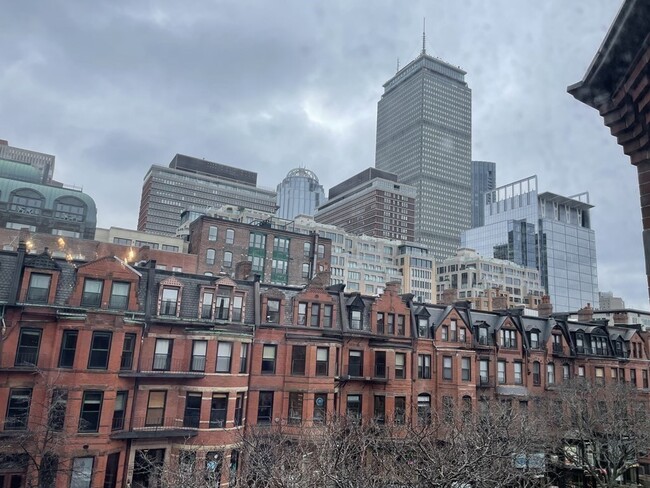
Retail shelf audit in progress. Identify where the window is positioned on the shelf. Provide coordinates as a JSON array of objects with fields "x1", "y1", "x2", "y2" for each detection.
[
  {"x1": 317, "y1": 244, "x2": 325, "y2": 259},
  {"x1": 191, "y1": 340, "x2": 207, "y2": 372},
  {"x1": 291, "y1": 345, "x2": 306, "y2": 375},
  {"x1": 70, "y1": 457, "x2": 93, "y2": 488},
  {"x1": 120, "y1": 333, "x2": 136, "y2": 370},
  {"x1": 323, "y1": 304, "x2": 333, "y2": 328},
  {"x1": 478, "y1": 327, "x2": 489, "y2": 345},
  {"x1": 81, "y1": 279, "x2": 103, "y2": 307},
  {"x1": 376, "y1": 313, "x2": 385, "y2": 334},
  {"x1": 54, "y1": 197, "x2": 85, "y2": 222},
  {"x1": 529, "y1": 331, "x2": 540, "y2": 349},
  {"x1": 418, "y1": 317, "x2": 428, "y2": 337},
  {"x1": 397, "y1": 315, "x2": 405, "y2": 335},
  {"x1": 441, "y1": 325, "x2": 448, "y2": 341},
  {"x1": 348, "y1": 350, "x2": 363, "y2": 376},
  {"x1": 303, "y1": 242, "x2": 311, "y2": 257},
  {"x1": 205, "y1": 452, "x2": 223, "y2": 485},
  {"x1": 216, "y1": 342, "x2": 233, "y2": 373},
  {"x1": 395, "y1": 352, "x2": 406, "y2": 379},
  {"x1": 577, "y1": 365, "x2": 585, "y2": 378},
  {"x1": 373, "y1": 395, "x2": 386, "y2": 424},
  {"x1": 232, "y1": 294, "x2": 244, "y2": 322},
  {"x1": 302, "y1": 263, "x2": 310, "y2": 279},
  {"x1": 418, "y1": 354, "x2": 431, "y2": 379},
  {"x1": 208, "y1": 226, "x2": 218, "y2": 241},
  {"x1": 234, "y1": 392, "x2": 245, "y2": 426},
  {"x1": 223, "y1": 251, "x2": 233, "y2": 268},
  {"x1": 206, "y1": 249, "x2": 216, "y2": 266},
  {"x1": 316, "y1": 347, "x2": 329, "y2": 376},
  {"x1": 210, "y1": 394, "x2": 228, "y2": 428},
  {"x1": 553, "y1": 334, "x2": 562, "y2": 353},
  {"x1": 153, "y1": 338, "x2": 172, "y2": 370},
  {"x1": 418, "y1": 394, "x2": 431, "y2": 425},
  {"x1": 374, "y1": 351, "x2": 386, "y2": 378},
  {"x1": 461, "y1": 357, "x2": 471, "y2": 381},
  {"x1": 261, "y1": 345, "x2": 277, "y2": 374},
  {"x1": 314, "y1": 393, "x2": 327, "y2": 424},
  {"x1": 346, "y1": 394, "x2": 362, "y2": 420},
  {"x1": 15, "y1": 328, "x2": 41, "y2": 366},
  {"x1": 631, "y1": 369, "x2": 637, "y2": 387},
  {"x1": 386, "y1": 314, "x2": 395, "y2": 334},
  {"x1": 450, "y1": 320, "x2": 457, "y2": 341},
  {"x1": 500, "y1": 329, "x2": 517, "y2": 349},
  {"x1": 297, "y1": 302, "x2": 307, "y2": 325},
  {"x1": 79, "y1": 391, "x2": 103, "y2": 432},
  {"x1": 27, "y1": 273, "x2": 51, "y2": 302},
  {"x1": 595, "y1": 367, "x2": 605, "y2": 385},
  {"x1": 184, "y1": 393, "x2": 202, "y2": 428},
  {"x1": 104, "y1": 452, "x2": 120, "y2": 488},
  {"x1": 514, "y1": 362, "x2": 523, "y2": 385},
  {"x1": 310, "y1": 304, "x2": 320, "y2": 327},
  {"x1": 288, "y1": 392, "x2": 303, "y2": 425},
  {"x1": 266, "y1": 299, "x2": 280, "y2": 323},
  {"x1": 644, "y1": 370, "x2": 649, "y2": 389},
  {"x1": 160, "y1": 287, "x2": 179, "y2": 316},
  {"x1": 239, "y1": 343, "x2": 249, "y2": 374},
  {"x1": 5, "y1": 388, "x2": 32, "y2": 430},
  {"x1": 546, "y1": 364, "x2": 555, "y2": 385},
  {"x1": 563, "y1": 364, "x2": 570, "y2": 381},
  {"x1": 350, "y1": 310, "x2": 362, "y2": 330},
  {"x1": 257, "y1": 391, "x2": 274, "y2": 424},
  {"x1": 533, "y1": 361, "x2": 541, "y2": 385},
  {"x1": 395, "y1": 396, "x2": 406, "y2": 424},
  {"x1": 49, "y1": 389, "x2": 67, "y2": 431},
  {"x1": 145, "y1": 391, "x2": 166, "y2": 426},
  {"x1": 480, "y1": 360, "x2": 489, "y2": 385},
  {"x1": 222, "y1": 228, "x2": 234, "y2": 245},
  {"x1": 459, "y1": 327, "x2": 466, "y2": 343},
  {"x1": 497, "y1": 360, "x2": 506, "y2": 384},
  {"x1": 111, "y1": 391, "x2": 127, "y2": 431},
  {"x1": 215, "y1": 288, "x2": 231, "y2": 320},
  {"x1": 443, "y1": 356, "x2": 453, "y2": 380},
  {"x1": 109, "y1": 282, "x2": 130, "y2": 310},
  {"x1": 88, "y1": 331, "x2": 112, "y2": 369}
]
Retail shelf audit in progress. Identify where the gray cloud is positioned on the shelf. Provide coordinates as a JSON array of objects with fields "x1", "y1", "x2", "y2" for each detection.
[{"x1": 1, "y1": 0, "x2": 644, "y2": 309}]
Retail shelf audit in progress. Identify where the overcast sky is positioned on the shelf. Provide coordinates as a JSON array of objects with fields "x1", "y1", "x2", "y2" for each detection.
[{"x1": 1, "y1": 1, "x2": 644, "y2": 309}]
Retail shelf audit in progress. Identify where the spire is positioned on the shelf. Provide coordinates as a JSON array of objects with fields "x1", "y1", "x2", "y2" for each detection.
[{"x1": 421, "y1": 17, "x2": 426, "y2": 55}]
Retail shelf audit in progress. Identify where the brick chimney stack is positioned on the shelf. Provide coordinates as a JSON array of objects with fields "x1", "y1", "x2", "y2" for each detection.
[{"x1": 538, "y1": 295, "x2": 553, "y2": 318}]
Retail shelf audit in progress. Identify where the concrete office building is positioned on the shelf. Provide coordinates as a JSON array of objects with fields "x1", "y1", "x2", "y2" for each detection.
[
  {"x1": 471, "y1": 161, "x2": 496, "y2": 228},
  {"x1": 276, "y1": 168, "x2": 326, "y2": 220},
  {"x1": 461, "y1": 175, "x2": 599, "y2": 312},
  {"x1": 0, "y1": 139, "x2": 55, "y2": 183},
  {"x1": 315, "y1": 168, "x2": 416, "y2": 242},
  {"x1": 138, "y1": 154, "x2": 277, "y2": 236},
  {"x1": 598, "y1": 291, "x2": 625, "y2": 310},
  {"x1": 375, "y1": 43, "x2": 472, "y2": 260}
]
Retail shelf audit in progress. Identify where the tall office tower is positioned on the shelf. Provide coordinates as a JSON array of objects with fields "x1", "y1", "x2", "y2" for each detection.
[
  {"x1": 0, "y1": 139, "x2": 55, "y2": 183},
  {"x1": 461, "y1": 175, "x2": 599, "y2": 312},
  {"x1": 315, "y1": 168, "x2": 416, "y2": 241},
  {"x1": 276, "y1": 168, "x2": 326, "y2": 220},
  {"x1": 471, "y1": 161, "x2": 496, "y2": 228},
  {"x1": 138, "y1": 154, "x2": 277, "y2": 236},
  {"x1": 375, "y1": 44, "x2": 472, "y2": 261}
]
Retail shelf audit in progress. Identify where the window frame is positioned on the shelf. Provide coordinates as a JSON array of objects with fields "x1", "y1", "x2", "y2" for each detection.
[
  {"x1": 15, "y1": 328, "x2": 42, "y2": 367},
  {"x1": 442, "y1": 356, "x2": 452, "y2": 381},
  {"x1": 395, "y1": 352, "x2": 406, "y2": 379},
  {"x1": 87, "y1": 331, "x2": 112, "y2": 370},
  {"x1": 109, "y1": 281, "x2": 130, "y2": 310},
  {"x1": 261, "y1": 345, "x2": 277, "y2": 374},
  {"x1": 5, "y1": 387, "x2": 32, "y2": 430},
  {"x1": 316, "y1": 347, "x2": 329, "y2": 376},
  {"x1": 81, "y1": 278, "x2": 103, "y2": 308},
  {"x1": 418, "y1": 354, "x2": 431, "y2": 379},
  {"x1": 26, "y1": 272, "x2": 51, "y2": 303},
  {"x1": 210, "y1": 393, "x2": 228, "y2": 428},
  {"x1": 215, "y1": 342, "x2": 233, "y2": 373},
  {"x1": 291, "y1": 345, "x2": 306, "y2": 376},
  {"x1": 78, "y1": 390, "x2": 103, "y2": 433}
]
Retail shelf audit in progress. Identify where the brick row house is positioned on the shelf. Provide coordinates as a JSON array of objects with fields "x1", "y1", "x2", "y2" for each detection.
[{"x1": 1, "y1": 242, "x2": 650, "y2": 487}]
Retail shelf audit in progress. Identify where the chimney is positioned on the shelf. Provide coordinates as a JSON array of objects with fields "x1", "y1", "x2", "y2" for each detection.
[
  {"x1": 442, "y1": 288, "x2": 457, "y2": 305},
  {"x1": 235, "y1": 261, "x2": 252, "y2": 280},
  {"x1": 0, "y1": 139, "x2": 8, "y2": 146},
  {"x1": 578, "y1": 303, "x2": 594, "y2": 322},
  {"x1": 538, "y1": 295, "x2": 553, "y2": 318}
]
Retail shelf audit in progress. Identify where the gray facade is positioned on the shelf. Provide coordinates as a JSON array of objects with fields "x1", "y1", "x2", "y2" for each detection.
[
  {"x1": 375, "y1": 50, "x2": 472, "y2": 261},
  {"x1": 276, "y1": 168, "x2": 325, "y2": 220},
  {"x1": 0, "y1": 139, "x2": 55, "y2": 183},
  {"x1": 461, "y1": 175, "x2": 599, "y2": 312},
  {"x1": 138, "y1": 154, "x2": 277, "y2": 236},
  {"x1": 471, "y1": 160, "x2": 496, "y2": 228}
]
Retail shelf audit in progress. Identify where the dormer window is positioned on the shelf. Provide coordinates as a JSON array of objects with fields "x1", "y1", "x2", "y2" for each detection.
[
  {"x1": 27, "y1": 273, "x2": 51, "y2": 303},
  {"x1": 350, "y1": 310, "x2": 362, "y2": 330},
  {"x1": 109, "y1": 282, "x2": 130, "y2": 310},
  {"x1": 500, "y1": 329, "x2": 517, "y2": 349},
  {"x1": 529, "y1": 331, "x2": 540, "y2": 349},
  {"x1": 160, "y1": 288, "x2": 179, "y2": 316},
  {"x1": 215, "y1": 287, "x2": 232, "y2": 320},
  {"x1": 576, "y1": 334, "x2": 584, "y2": 353},
  {"x1": 201, "y1": 289, "x2": 214, "y2": 319},
  {"x1": 81, "y1": 279, "x2": 103, "y2": 308},
  {"x1": 478, "y1": 326, "x2": 489, "y2": 345},
  {"x1": 418, "y1": 317, "x2": 428, "y2": 337},
  {"x1": 347, "y1": 295, "x2": 365, "y2": 331},
  {"x1": 552, "y1": 334, "x2": 562, "y2": 353},
  {"x1": 267, "y1": 299, "x2": 280, "y2": 323}
]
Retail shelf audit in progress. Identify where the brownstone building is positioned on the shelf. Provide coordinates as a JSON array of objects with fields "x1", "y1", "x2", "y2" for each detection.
[{"x1": 1, "y1": 241, "x2": 650, "y2": 487}]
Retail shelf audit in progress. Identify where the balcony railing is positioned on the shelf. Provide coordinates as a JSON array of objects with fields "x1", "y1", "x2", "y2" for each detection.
[
  {"x1": 552, "y1": 343, "x2": 563, "y2": 354},
  {"x1": 110, "y1": 416, "x2": 198, "y2": 439},
  {"x1": 374, "y1": 363, "x2": 387, "y2": 379},
  {"x1": 152, "y1": 353, "x2": 172, "y2": 371},
  {"x1": 159, "y1": 300, "x2": 177, "y2": 316},
  {"x1": 479, "y1": 375, "x2": 493, "y2": 387},
  {"x1": 13, "y1": 351, "x2": 38, "y2": 368}
]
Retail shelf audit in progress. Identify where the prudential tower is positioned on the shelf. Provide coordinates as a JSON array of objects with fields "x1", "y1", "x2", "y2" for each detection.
[{"x1": 375, "y1": 35, "x2": 471, "y2": 261}]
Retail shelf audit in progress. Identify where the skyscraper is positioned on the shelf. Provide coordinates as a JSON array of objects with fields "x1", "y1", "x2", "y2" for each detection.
[
  {"x1": 276, "y1": 168, "x2": 326, "y2": 220},
  {"x1": 471, "y1": 160, "x2": 496, "y2": 228},
  {"x1": 375, "y1": 42, "x2": 472, "y2": 261},
  {"x1": 461, "y1": 175, "x2": 599, "y2": 312}
]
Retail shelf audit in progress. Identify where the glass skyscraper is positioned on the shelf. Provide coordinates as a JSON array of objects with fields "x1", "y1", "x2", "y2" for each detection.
[
  {"x1": 276, "y1": 168, "x2": 326, "y2": 220},
  {"x1": 375, "y1": 47, "x2": 472, "y2": 261},
  {"x1": 471, "y1": 160, "x2": 496, "y2": 228},
  {"x1": 461, "y1": 175, "x2": 599, "y2": 312}
]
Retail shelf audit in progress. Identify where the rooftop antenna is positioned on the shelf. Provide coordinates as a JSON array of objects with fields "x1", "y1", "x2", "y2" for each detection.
[
  {"x1": 421, "y1": 17, "x2": 426, "y2": 55},
  {"x1": 396, "y1": 57, "x2": 400, "y2": 72}
]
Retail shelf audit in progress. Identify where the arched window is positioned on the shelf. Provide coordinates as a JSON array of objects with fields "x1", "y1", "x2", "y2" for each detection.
[
  {"x1": 223, "y1": 251, "x2": 233, "y2": 268},
  {"x1": 206, "y1": 249, "x2": 216, "y2": 266},
  {"x1": 225, "y1": 229, "x2": 235, "y2": 245},
  {"x1": 9, "y1": 189, "x2": 44, "y2": 215},
  {"x1": 303, "y1": 242, "x2": 311, "y2": 258},
  {"x1": 54, "y1": 196, "x2": 86, "y2": 222}
]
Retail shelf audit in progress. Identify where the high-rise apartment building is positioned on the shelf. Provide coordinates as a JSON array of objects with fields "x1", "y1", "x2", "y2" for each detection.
[
  {"x1": 276, "y1": 168, "x2": 326, "y2": 220},
  {"x1": 137, "y1": 154, "x2": 277, "y2": 236},
  {"x1": 315, "y1": 168, "x2": 416, "y2": 241},
  {"x1": 0, "y1": 139, "x2": 55, "y2": 183},
  {"x1": 461, "y1": 175, "x2": 599, "y2": 312},
  {"x1": 375, "y1": 46, "x2": 472, "y2": 260},
  {"x1": 471, "y1": 161, "x2": 496, "y2": 228}
]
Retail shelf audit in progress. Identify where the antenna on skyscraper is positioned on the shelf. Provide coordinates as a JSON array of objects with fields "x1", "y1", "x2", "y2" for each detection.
[
  {"x1": 421, "y1": 17, "x2": 426, "y2": 55},
  {"x1": 396, "y1": 58, "x2": 400, "y2": 72}
]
